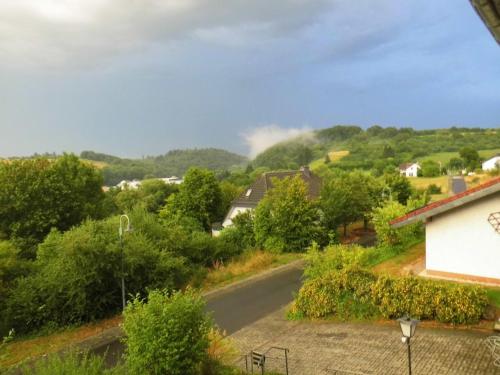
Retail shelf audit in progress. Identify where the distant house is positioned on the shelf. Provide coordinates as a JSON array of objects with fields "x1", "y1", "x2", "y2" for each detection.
[
  {"x1": 391, "y1": 177, "x2": 500, "y2": 286},
  {"x1": 399, "y1": 162, "x2": 420, "y2": 177},
  {"x1": 116, "y1": 176, "x2": 183, "y2": 190},
  {"x1": 482, "y1": 155, "x2": 500, "y2": 171},
  {"x1": 222, "y1": 166, "x2": 322, "y2": 228},
  {"x1": 159, "y1": 176, "x2": 184, "y2": 185}
]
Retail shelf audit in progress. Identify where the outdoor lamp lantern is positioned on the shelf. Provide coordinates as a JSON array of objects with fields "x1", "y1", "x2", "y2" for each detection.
[{"x1": 398, "y1": 316, "x2": 419, "y2": 375}]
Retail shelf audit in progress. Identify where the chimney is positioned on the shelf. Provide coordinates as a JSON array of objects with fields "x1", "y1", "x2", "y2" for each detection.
[{"x1": 300, "y1": 165, "x2": 311, "y2": 177}]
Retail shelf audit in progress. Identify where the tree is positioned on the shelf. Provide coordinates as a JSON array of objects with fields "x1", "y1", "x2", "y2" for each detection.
[
  {"x1": 219, "y1": 181, "x2": 243, "y2": 221},
  {"x1": 459, "y1": 147, "x2": 481, "y2": 171},
  {"x1": 0, "y1": 154, "x2": 105, "y2": 254},
  {"x1": 383, "y1": 173, "x2": 413, "y2": 205},
  {"x1": 123, "y1": 289, "x2": 212, "y2": 375},
  {"x1": 162, "y1": 168, "x2": 222, "y2": 231},
  {"x1": 324, "y1": 154, "x2": 331, "y2": 164},
  {"x1": 382, "y1": 145, "x2": 395, "y2": 158},
  {"x1": 320, "y1": 171, "x2": 382, "y2": 236},
  {"x1": 254, "y1": 176, "x2": 320, "y2": 252},
  {"x1": 447, "y1": 157, "x2": 464, "y2": 172},
  {"x1": 420, "y1": 160, "x2": 441, "y2": 177}
]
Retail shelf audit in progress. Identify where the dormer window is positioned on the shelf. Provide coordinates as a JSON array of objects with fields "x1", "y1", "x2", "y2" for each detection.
[{"x1": 245, "y1": 189, "x2": 252, "y2": 197}]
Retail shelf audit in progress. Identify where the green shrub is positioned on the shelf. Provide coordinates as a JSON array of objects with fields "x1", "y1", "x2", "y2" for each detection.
[
  {"x1": 123, "y1": 289, "x2": 212, "y2": 375},
  {"x1": 371, "y1": 276, "x2": 489, "y2": 324},
  {"x1": 293, "y1": 268, "x2": 488, "y2": 325},
  {"x1": 426, "y1": 184, "x2": 442, "y2": 194},
  {"x1": 292, "y1": 267, "x2": 378, "y2": 320}
]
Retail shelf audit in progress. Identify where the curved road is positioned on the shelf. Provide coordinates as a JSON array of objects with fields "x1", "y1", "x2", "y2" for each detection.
[{"x1": 94, "y1": 263, "x2": 304, "y2": 365}]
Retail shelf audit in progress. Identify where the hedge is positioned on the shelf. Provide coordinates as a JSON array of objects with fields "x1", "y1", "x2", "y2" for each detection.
[{"x1": 292, "y1": 268, "x2": 489, "y2": 325}]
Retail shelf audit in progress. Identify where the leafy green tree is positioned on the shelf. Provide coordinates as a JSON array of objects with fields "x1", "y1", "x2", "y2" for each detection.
[
  {"x1": 382, "y1": 145, "x2": 395, "y2": 158},
  {"x1": 219, "y1": 181, "x2": 243, "y2": 221},
  {"x1": 447, "y1": 157, "x2": 464, "y2": 171},
  {"x1": 0, "y1": 154, "x2": 105, "y2": 255},
  {"x1": 459, "y1": 147, "x2": 481, "y2": 171},
  {"x1": 420, "y1": 160, "x2": 441, "y2": 177},
  {"x1": 254, "y1": 176, "x2": 320, "y2": 252},
  {"x1": 383, "y1": 173, "x2": 413, "y2": 205},
  {"x1": 162, "y1": 168, "x2": 222, "y2": 231},
  {"x1": 123, "y1": 289, "x2": 212, "y2": 375}
]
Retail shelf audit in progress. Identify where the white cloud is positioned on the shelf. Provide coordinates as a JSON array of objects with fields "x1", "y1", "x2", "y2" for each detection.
[{"x1": 242, "y1": 125, "x2": 313, "y2": 158}]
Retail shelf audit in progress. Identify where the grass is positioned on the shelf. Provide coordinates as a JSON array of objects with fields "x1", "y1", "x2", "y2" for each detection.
[
  {"x1": 421, "y1": 148, "x2": 500, "y2": 165},
  {"x1": 309, "y1": 150, "x2": 349, "y2": 170},
  {"x1": 0, "y1": 316, "x2": 122, "y2": 370},
  {"x1": 372, "y1": 242, "x2": 425, "y2": 276},
  {"x1": 486, "y1": 288, "x2": 500, "y2": 310},
  {"x1": 201, "y1": 250, "x2": 303, "y2": 290},
  {"x1": 409, "y1": 175, "x2": 449, "y2": 194}
]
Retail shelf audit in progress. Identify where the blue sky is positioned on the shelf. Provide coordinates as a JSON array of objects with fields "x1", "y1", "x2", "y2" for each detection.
[{"x1": 0, "y1": 0, "x2": 499, "y2": 158}]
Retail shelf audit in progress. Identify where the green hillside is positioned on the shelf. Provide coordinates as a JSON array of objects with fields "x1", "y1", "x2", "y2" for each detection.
[
  {"x1": 81, "y1": 149, "x2": 247, "y2": 185},
  {"x1": 252, "y1": 126, "x2": 500, "y2": 175}
]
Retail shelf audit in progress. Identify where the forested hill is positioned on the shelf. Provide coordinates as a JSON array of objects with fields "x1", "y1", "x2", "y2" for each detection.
[
  {"x1": 81, "y1": 148, "x2": 247, "y2": 185},
  {"x1": 252, "y1": 126, "x2": 500, "y2": 173}
]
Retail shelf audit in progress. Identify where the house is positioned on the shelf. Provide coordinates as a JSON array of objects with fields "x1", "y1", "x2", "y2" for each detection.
[
  {"x1": 482, "y1": 155, "x2": 500, "y2": 171},
  {"x1": 159, "y1": 176, "x2": 184, "y2": 185},
  {"x1": 116, "y1": 176, "x2": 184, "y2": 190},
  {"x1": 222, "y1": 166, "x2": 322, "y2": 228},
  {"x1": 391, "y1": 176, "x2": 500, "y2": 286},
  {"x1": 399, "y1": 163, "x2": 420, "y2": 177}
]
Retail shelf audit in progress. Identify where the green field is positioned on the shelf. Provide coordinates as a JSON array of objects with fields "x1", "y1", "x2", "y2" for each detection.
[
  {"x1": 421, "y1": 148, "x2": 500, "y2": 164},
  {"x1": 309, "y1": 150, "x2": 349, "y2": 170}
]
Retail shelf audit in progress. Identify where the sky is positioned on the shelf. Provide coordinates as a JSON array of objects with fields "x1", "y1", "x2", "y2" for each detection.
[{"x1": 0, "y1": 0, "x2": 499, "y2": 158}]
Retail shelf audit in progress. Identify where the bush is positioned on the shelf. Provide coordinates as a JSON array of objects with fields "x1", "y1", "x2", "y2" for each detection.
[
  {"x1": 371, "y1": 276, "x2": 488, "y2": 324},
  {"x1": 291, "y1": 267, "x2": 378, "y2": 320},
  {"x1": 123, "y1": 289, "x2": 212, "y2": 375},
  {"x1": 426, "y1": 184, "x2": 442, "y2": 194},
  {"x1": 293, "y1": 264, "x2": 489, "y2": 325}
]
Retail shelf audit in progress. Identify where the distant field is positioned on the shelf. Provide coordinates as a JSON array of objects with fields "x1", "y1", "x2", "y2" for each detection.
[
  {"x1": 81, "y1": 159, "x2": 108, "y2": 169},
  {"x1": 421, "y1": 148, "x2": 500, "y2": 164},
  {"x1": 409, "y1": 175, "x2": 449, "y2": 194},
  {"x1": 310, "y1": 150, "x2": 349, "y2": 170}
]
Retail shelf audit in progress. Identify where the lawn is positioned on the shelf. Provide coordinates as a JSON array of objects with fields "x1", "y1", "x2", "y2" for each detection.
[
  {"x1": 409, "y1": 175, "x2": 449, "y2": 194},
  {"x1": 486, "y1": 288, "x2": 500, "y2": 310},
  {"x1": 372, "y1": 242, "x2": 425, "y2": 276},
  {"x1": 309, "y1": 150, "x2": 349, "y2": 170},
  {"x1": 421, "y1": 148, "x2": 500, "y2": 165}
]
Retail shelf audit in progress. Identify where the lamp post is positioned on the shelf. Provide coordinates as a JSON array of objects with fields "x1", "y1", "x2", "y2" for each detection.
[
  {"x1": 119, "y1": 215, "x2": 131, "y2": 311},
  {"x1": 398, "y1": 316, "x2": 419, "y2": 375}
]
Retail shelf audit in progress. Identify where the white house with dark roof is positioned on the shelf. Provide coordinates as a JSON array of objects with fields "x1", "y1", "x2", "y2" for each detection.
[
  {"x1": 391, "y1": 176, "x2": 500, "y2": 286},
  {"x1": 399, "y1": 162, "x2": 420, "y2": 177},
  {"x1": 222, "y1": 166, "x2": 322, "y2": 228}
]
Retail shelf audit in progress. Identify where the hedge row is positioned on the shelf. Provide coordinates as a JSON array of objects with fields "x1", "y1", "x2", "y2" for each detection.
[{"x1": 292, "y1": 267, "x2": 489, "y2": 324}]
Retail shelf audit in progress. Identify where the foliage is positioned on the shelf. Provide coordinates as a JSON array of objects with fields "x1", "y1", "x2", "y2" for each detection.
[
  {"x1": 371, "y1": 200, "x2": 423, "y2": 246},
  {"x1": 253, "y1": 141, "x2": 314, "y2": 170},
  {"x1": 459, "y1": 147, "x2": 481, "y2": 171},
  {"x1": 0, "y1": 154, "x2": 105, "y2": 255},
  {"x1": 163, "y1": 168, "x2": 222, "y2": 231},
  {"x1": 371, "y1": 276, "x2": 488, "y2": 324},
  {"x1": 383, "y1": 173, "x2": 413, "y2": 205},
  {"x1": 230, "y1": 211, "x2": 256, "y2": 250},
  {"x1": 219, "y1": 181, "x2": 243, "y2": 220},
  {"x1": 420, "y1": 160, "x2": 441, "y2": 177},
  {"x1": 4, "y1": 212, "x2": 190, "y2": 335},
  {"x1": 87, "y1": 148, "x2": 247, "y2": 186},
  {"x1": 254, "y1": 176, "x2": 321, "y2": 252},
  {"x1": 426, "y1": 183, "x2": 442, "y2": 194},
  {"x1": 18, "y1": 350, "x2": 123, "y2": 375},
  {"x1": 320, "y1": 171, "x2": 382, "y2": 235},
  {"x1": 123, "y1": 289, "x2": 212, "y2": 375}
]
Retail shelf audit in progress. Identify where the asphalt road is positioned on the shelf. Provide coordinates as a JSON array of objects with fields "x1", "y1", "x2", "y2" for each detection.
[{"x1": 93, "y1": 264, "x2": 304, "y2": 366}]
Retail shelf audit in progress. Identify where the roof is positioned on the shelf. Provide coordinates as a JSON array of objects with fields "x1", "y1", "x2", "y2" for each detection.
[
  {"x1": 399, "y1": 162, "x2": 418, "y2": 171},
  {"x1": 391, "y1": 176, "x2": 500, "y2": 228},
  {"x1": 471, "y1": 0, "x2": 500, "y2": 44},
  {"x1": 231, "y1": 167, "x2": 322, "y2": 208}
]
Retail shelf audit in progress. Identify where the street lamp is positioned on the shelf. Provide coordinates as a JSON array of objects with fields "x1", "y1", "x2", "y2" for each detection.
[
  {"x1": 119, "y1": 215, "x2": 131, "y2": 311},
  {"x1": 398, "y1": 316, "x2": 419, "y2": 375}
]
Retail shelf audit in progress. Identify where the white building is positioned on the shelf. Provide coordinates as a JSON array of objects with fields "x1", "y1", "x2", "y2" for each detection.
[
  {"x1": 399, "y1": 162, "x2": 420, "y2": 177},
  {"x1": 482, "y1": 155, "x2": 500, "y2": 171},
  {"x1": 391, "y1": 177, "x2": 500, "y2": 286},
  {"x1": 116, "y1": 176, "x2": 183, "y2": 190}
]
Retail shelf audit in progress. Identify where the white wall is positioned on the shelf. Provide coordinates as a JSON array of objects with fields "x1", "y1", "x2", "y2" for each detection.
[
  {"x1": 222, "y1": 206, "x2": 252, "y2": 227},
  {"x1": 482, "y1": 157, "x2": 500, "y2": 171},
  {"x1": 426, "y1": 192, "x2": 500, "y2": 280}
]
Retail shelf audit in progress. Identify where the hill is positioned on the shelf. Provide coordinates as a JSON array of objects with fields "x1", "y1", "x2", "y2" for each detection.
[
  {"x1": 81, "y1": 148, "x2": 247, "y2": 185},
  {"x1": 252, "y1": 126, "x2": 500, "y2": 175}
]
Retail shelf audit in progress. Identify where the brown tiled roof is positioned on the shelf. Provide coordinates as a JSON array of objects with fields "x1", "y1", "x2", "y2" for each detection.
[
  {"x1": 232, "y1": 167, "x2": 322, "y2": 208},
  {"x1": 390, "y1": 176, "x2": 500, "y2": 228}
]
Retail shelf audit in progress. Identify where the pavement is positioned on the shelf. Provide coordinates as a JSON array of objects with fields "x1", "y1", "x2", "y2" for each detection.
[
  {"x1": 231, "y1": 308, "x2": 500, "y2": 375},
  {"x1": 90, "y1": 259, "x2": 305, "y2": 366}
]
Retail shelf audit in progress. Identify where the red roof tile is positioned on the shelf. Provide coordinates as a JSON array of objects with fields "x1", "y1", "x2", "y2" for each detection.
[{"x1": 390, "y1": 176, "x2": 500, "y2": 226}]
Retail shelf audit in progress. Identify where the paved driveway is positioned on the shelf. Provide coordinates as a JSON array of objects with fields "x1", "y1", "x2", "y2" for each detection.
[{"x1": 231, "y1": 308, "x2": 499, "y2": 375}]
